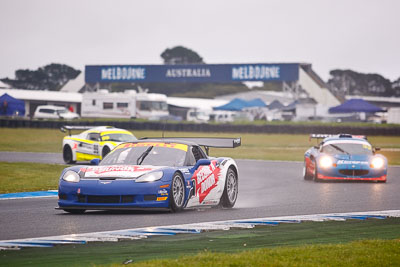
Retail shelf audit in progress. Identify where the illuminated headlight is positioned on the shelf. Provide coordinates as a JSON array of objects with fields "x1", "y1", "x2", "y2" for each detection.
[
  {"x1": 371, "y1": 157, "x2": 384, "y2": 169},
  {"x1": 319, "y1": 156, "x2": 333, "y2": 169},
  {"x1": 62, "y1": 170, "x2": 80, "y2": 183},
  {"x1": 136, "y1": 171, "x2": 163, "y2": 183}
]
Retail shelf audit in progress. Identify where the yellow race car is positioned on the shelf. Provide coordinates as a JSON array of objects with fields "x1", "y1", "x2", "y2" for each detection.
[{"x1": 61, "y1": 126, "x2": 137, "y2": 164}]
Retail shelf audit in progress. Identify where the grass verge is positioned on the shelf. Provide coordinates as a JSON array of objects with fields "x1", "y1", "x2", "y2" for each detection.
[
  {"x1": 1, "y1": 128, "x2": 400, "y2": 164},
  {"x1": 1, "y1": 218, "x2": 399, "y2": 266},
  {"x1": 0, "y1": 162, "x2": 65, "y2": 194}
]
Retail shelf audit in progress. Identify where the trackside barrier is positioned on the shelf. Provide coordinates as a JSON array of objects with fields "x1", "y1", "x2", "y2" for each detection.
[
  {"x1": 1, "y1": 119, "x2": 400, "y2": 135},
  {"x1": 0, "y1": 210, "x2": 399, "y2": 250}
]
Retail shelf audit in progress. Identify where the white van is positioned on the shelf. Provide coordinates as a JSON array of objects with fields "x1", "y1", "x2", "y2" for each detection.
[{"x1": 33, "y1": 105, "x2": 79, "y2": 120}]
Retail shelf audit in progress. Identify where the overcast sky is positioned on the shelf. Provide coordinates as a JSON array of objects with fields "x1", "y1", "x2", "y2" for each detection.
[{"x1": 1, "y1": 0, "x2": 399, "y2": 82}]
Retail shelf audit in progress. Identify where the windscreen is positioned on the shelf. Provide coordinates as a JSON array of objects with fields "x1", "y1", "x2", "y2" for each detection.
[
  {"x1": 100, "y1": 142, "x2": 188, "y2": 167},
  {"x1": 101, "y1": 133, "x2": 137, "y2": 142},
  {"x1": 322, "y1": 142, "x2": 373, "y2": 155}
]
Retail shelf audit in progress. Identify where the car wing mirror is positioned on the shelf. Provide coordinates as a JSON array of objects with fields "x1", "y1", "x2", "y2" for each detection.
[
  {"x1": 190, "y1": 159, "x2": 211, "y2": 173},
  {"x1": 374, "y1": 147, "x2": 381, "y2": 154},
  {"x1": 90, "y1": 158, "x2": 101, "y2": 165}
]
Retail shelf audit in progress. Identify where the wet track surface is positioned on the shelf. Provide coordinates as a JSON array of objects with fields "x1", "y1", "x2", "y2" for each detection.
[{"x1": 1, "y1": 152, "x2": 399, "y2": 240}]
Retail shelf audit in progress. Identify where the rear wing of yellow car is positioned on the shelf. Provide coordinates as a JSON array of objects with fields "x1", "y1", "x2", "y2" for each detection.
[{"x1": 60, "y1": 125, "x2": 114, "y2": 136}]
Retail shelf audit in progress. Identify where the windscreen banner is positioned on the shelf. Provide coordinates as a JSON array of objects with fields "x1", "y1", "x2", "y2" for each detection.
[{"x1": 85, "y1": 63, "x2": 299, "y2": 83}]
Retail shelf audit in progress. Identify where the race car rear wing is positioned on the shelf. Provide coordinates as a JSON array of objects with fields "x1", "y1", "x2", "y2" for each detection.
[
  {"x1": 309, "y1": 133, "x2": 367, "y2": 141},
  {"x1": 60, "y1": 125, "x2": 114, "y2": 136},
  {"x1": 140, "y1": 137, "x2": 241, "y2": 155}
]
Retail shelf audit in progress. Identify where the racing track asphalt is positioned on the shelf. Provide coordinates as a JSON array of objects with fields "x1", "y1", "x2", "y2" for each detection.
[{"x1": 1, "y1": 152, "x2": 400, "y2": 240}]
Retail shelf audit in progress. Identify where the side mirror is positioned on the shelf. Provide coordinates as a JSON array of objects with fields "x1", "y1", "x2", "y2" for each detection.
[
  {"x1": 374, "y1": 147, "x2": 381, "y2": 154},
  {"x1": 190, "y1": 159, "x2": 211, "y2": 173},
  {"x1": 90, "y1": 158, "x2": 101, "y2": 165}
]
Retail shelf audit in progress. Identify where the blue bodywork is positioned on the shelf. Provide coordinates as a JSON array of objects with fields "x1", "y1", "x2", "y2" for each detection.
[
  {"x1": 304, "y1": 136, "x2": 388, "y2": 181},
  {"x1": 58, "y1": 159, "x2": 220, "y2": 211}
]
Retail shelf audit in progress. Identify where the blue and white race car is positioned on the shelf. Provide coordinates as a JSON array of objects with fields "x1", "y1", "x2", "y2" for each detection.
[
  {"x1": 303, "y1": 134, "x2": 387, "y2": 182},
  {"x1": 57, "y1": 137, "x2": 241, "y2": 213}
]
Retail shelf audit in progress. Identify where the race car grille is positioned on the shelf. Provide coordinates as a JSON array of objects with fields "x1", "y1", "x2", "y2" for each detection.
[
  {"x1": 144, "y1": 195, "x2": 157, "y2": 201},
  {"x1": 339, "y1": 169, "x2": 369, "y2": 176},
  {"x1": 78, "y1": 195, "x2": 135, "y2": 203}
]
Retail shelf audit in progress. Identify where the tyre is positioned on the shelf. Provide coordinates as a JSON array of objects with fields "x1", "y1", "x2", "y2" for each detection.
[
  {"x1": 220, "y1": 167, "x2": 238, "y2": 208},
  {"x1": 63, "y1": 209, "x2": 85, "y2": 214},
  {"x1": 63, "y1": 146, "x2": 76, "y2": 164},
  {"x1": 313, "y1": 161, "x2": 320, "y2": 182},
  {"x1": 303, "y1": 160, "x2": 312, "y2": 180},
  {"x1": 102, "y1": 146, "x2": 110, "y2": 158},
  {"x1": 170, "y1": 173, "x2": 185, "y2": 212}
]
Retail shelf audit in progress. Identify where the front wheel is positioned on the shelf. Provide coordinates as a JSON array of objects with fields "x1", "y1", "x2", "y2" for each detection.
[
  {"x1": 170, "y1": 173, "x2": 185, "y2": 212},
  {"x1": 102, "y1": 146, "x2": 110, "y2": 159},
  {"x1": 313, "y1": 161, "x2": 320, "y2": 182},
  {"x1": 220, "y1": 167, "x2": 238, "y2": 208},
  {"x1": 303, "y1": 160, "x2": 312, "y2": 180},
  {"x1": 63, "y1": 146, "x2": 76, "y2": 164}
]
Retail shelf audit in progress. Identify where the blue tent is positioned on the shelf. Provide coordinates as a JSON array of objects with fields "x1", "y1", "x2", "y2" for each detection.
[
  {"x1": 246, "y1": 98, "x2": 267, "y2": 108},
  {"x1": 214, "y1": 98, "x2": 266, "y2": 111},
  {"x1": 268, "y1": 100, "x2": 285, "y2": 110},
  {"x1": 329, "y1": 99, "x2": 383, "y2": 113},
  {"x1": 0, "y1": 93, "x2": 25, "y2": 116}
]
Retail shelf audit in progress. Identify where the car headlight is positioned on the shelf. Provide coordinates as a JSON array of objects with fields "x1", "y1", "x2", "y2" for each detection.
[
  {"x1": 62, "y1": 170, "x2": 80, "y2": 183},
  {"x1": 319, "y1": 156, "x2": 333, "y2": 169},
  {"x1": 371, "y1": 157, "x2": 384, "y2": 169},
  {"x1": 135, "y1": 171, "x2": 163, "y2": 183}
]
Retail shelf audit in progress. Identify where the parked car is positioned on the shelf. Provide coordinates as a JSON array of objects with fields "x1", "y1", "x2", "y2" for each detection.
[{"x1": 33, "y1": 105, "x2": 79, "y2": 120}]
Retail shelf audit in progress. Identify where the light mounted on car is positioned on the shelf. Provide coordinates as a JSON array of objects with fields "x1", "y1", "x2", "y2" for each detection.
[
  {"x1": 371, "y1": 157, "x2": 384, "y2": 169},
  {"x1": 319, "y1": 156, "x2": 333, "y2": 169},
  {"x1": 62, "y1": 170, "x2": 80, "y2": 183},
  {"x1": 135, "y1": 171, "x2": 163, "y2": 183}
]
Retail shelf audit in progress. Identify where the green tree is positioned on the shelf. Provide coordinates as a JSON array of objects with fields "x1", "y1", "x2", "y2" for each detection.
[
  {"x1": 160, "y1": 46, "x2": 204, "y2": 64},
  {"x1": 1, "y1": 63, "x2": 81, "y2": 91}
]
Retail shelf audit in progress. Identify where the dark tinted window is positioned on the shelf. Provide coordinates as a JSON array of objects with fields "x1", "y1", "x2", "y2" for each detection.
[
  {"x1": 103, "y1": 102, "x2": 113, "y2": 109},
  {"x1": 322, "y1": 142, "x2": 373, "y2": 155},
  {"x1": 101, "y1": 144, "x2": 187, "y2": 167}
]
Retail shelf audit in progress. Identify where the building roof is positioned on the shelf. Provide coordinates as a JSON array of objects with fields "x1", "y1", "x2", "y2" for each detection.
[
  {"x1": 60, "y1": 73, "x2": 85, "y2": 92},
  {"x1": 167, "y1": 97, "x2": 228, "y2": 111},
  {"x1": 0, "y1": 89, "x2": 82, "y2": 103},
  {"x1": 0, "y1": 80, "x2": 10, "y2": 88}
]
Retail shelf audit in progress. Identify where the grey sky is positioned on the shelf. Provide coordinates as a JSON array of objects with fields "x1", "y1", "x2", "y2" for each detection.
[{"x1": 1, "y1": 0, "x2": 399, "y2": 82}]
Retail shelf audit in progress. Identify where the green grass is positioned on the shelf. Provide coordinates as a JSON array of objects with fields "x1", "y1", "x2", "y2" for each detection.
[
  {"x1": 0, "y1": 128, "x2": 399, "y2": 164},
  {"x1": 1, "y1": 218, "x2": 400, "y2": 266},
  {"x1": 0, "y1": 162, "x2": 65, "y2": 193}
]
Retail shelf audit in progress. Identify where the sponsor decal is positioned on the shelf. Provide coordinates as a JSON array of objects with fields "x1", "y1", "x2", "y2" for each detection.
[
  {"x1": 192, "y1": 160, "x2": 221, "y2": 203},
  {"x1": 202, "y1": 200, "x2": 219, "y2": 205},
  {"x1": 179, "y1": 168, "x2": 190, "y2": 174},
  {"x1": 117, "y1": 142, "x2": 188, "y2": 152},
  {"x1": 158, "y1": 189, "x2": 168, "y2": 195},
  {"x1": 157, "y1": 196, "x2": 168, "y2": 201},
  {"x1": 82, "y1": 165, "x2": 154, "y2": 174},
  {"x1": 166, "y1": 68, "x2": 211, "y2": 78},
  {"x1": 337, "y1": 160, "x2": 369, "y2": 165}
]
